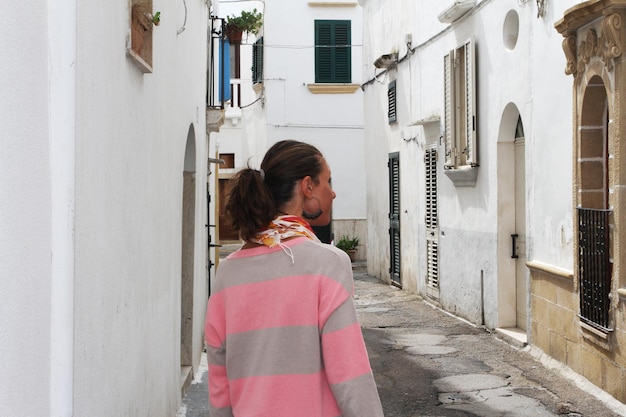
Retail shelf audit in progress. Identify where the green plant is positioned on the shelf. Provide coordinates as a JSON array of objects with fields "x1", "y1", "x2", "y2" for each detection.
[
  {"x1": 226, "y1": 8, "x2": 263, "y2": 35},
  {"x1": 335, "y1": 235, "x2": 360, "y2": 252},
  {"x1": 151, "y1": 11, "x2": 161, "y2": 26}
]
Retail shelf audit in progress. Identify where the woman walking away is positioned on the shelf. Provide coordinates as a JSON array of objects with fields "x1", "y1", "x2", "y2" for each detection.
[{"x1": 205, "y1": 140, "x2": 384, "y2": 417}]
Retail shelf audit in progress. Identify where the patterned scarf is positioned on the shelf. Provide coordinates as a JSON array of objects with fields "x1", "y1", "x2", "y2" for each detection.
[{"x1": 252, "y1": 215, "x2": 320, "y2": 248}]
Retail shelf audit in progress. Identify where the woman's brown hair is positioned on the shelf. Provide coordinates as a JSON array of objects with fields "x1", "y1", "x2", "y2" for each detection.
[{"x1": 225, "y1": 140, "x2": 324, "y2": 241}]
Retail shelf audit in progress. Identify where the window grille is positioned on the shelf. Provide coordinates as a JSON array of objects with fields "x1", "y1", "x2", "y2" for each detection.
[{"x1": 578, "y1": 207, "x2": 613, "y2": 331}]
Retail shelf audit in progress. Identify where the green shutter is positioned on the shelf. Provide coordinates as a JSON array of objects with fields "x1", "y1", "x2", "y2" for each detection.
[
  {"x1": 315, "y1": 20, "x2": 351, "y2": 83},
  {"x1": 252, "y1": 37, "x2": 263, "y2": 84}
]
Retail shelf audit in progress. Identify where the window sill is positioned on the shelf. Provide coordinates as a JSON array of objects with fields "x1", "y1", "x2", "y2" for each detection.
[
  {"x1": 307, "y1": 84, "x2": 360, "y2": 94},
  {"x1": 526, "y1": 260, "x2": 573, "y2": 281},
  {"x1": 443, "y1": 165, "x2": 478, "y2": 187},
  {"x1": 579, "y1": 319, "x2": 612, "y2": 351},
  {"x1": 127, "y1": 48, "x2": 153, "y2": 73},
  {"x1": 408, "y1": 115, "x2": 440, "y2": 126},
  {"x1": 308, "y1": 2, "x2": 359, "y2": 7}
]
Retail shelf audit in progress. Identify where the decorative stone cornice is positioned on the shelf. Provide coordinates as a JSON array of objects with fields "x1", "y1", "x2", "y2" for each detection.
[
  {"x1": 600, "y1": 13, "x2": 622, "y2": 65},
  {"x1": 559, "y1": 13, "x2": 623, "y2": 79}
]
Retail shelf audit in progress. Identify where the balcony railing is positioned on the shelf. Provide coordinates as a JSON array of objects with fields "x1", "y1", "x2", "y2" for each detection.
[{"x1": 577, "y1": 207, "x2": 612, "y2": 331}]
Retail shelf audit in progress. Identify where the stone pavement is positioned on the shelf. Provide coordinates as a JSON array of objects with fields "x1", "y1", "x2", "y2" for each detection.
[{"x1": 178, "y1": 261, "x2": 626, "y2": 416}]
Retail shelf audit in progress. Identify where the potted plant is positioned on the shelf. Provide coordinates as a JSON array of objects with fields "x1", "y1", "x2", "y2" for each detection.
[
  {"x1": 225, "y1": 8, "x2": 263, "y2": 44},
  {"x1": 335, "y1": 235, "x2": 360, "y2": 262}
]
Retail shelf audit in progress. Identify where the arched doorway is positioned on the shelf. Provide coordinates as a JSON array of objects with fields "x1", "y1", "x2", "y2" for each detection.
[
  {"x1": 496, "y1": 103, "x2": 528, "y2": 342},
  {"x1": 180, "y1": 125, "x2": 196, "y2": 392}
]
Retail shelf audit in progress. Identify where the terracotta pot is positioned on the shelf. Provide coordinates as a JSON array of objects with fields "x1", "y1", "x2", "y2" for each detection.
[{"x1": 226, "y1": 26, "x2": 243, "y2": 44}]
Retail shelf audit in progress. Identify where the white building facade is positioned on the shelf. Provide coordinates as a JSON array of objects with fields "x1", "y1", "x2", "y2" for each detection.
[
  {"x1": 360, "y1": 0, "x2": 626, "y2": 403},
  {"x1": 215, "y1": 0, "x2": 367, "y2": 254},
  {"x1": 359, "y1": 0, "x2": 574, "y2": 334},
  {"x1": 0, "y1": 1, "x2": 220, "y2": 416}
]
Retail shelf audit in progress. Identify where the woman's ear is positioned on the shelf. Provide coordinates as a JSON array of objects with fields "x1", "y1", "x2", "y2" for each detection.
[{"x1": 300, "y1": 176, "x2": 314, "y2": 197}]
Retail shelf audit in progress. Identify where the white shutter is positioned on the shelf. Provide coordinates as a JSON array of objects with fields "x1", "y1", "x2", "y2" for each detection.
[
  {"x1": 425, "y1": 148, "x2": 438, "y2": 229},
  {"x1": 464, "y1": 39, "x2": 477, "y2": 166},
  {"x1": 425, "y1": 147, "x2": 439, "y2": 297},
  {"x1": 443, "y1": 51, "x2": 456, "y2": 168}
]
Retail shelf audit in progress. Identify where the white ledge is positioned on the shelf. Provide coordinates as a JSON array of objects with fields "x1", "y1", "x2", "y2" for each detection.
[
  {"x1": 526, "y1": 260, "x2": 574, "y2": 280},
  {"x1": 307, "y1": 84, "x2": 361, "y2": 94},
  {"x1": 438, "y1": 0, "x2": 477, "y2": 24},
  {"x1": 408, "y1": 116, "x2": 440, "y2": 126},
  {"x1": 308, "y1": 2, "x2": 358, "y2": 7},
  {"x1": 443, "y1": 165, "x2": 478, "y2": 187}
]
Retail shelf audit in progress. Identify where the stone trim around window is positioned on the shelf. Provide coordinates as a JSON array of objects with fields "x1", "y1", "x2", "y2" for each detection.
[
  {"x1": 307, "y1": 84, "x2": 361, "y2": 94},
  {"x1": 308, "y1": 2, "x2": 359, "y2": 7}
]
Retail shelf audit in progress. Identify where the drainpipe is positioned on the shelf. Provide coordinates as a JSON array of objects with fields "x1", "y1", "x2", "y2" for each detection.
[{"x1": 49, "y1": 0, "x2": 76, "y2": 415}]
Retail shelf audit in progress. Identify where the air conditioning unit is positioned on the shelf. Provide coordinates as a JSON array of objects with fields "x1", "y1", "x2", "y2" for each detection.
[{"x1": 438, "y1": 0, "x2": 477, "y2": 24}]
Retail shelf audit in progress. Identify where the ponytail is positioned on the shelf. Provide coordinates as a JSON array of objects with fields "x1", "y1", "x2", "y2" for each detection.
[{"x1": 225, "y1": 168, "x2": 276, "y2": 242}]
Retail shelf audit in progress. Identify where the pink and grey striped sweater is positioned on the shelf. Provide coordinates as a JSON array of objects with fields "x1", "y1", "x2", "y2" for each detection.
[{"x1": 205, "y1": 237, "x2": 384, "y2": 417}]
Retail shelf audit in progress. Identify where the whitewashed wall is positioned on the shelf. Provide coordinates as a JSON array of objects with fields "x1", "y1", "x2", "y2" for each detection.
[
  {"x1": 0, "y1": 3, "x2": 54, "y2": 416},
  {"x1": 360, "y1": 0, "x2": 576, "y2": 327},
  {"x1": 0, "y1": 1, "x2": 210, "y2": 416}
]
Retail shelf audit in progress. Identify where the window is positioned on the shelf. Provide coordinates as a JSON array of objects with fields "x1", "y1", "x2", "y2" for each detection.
[
  {"x1": 577, "y1": 76, "x2": 612, "y2": 332},
  {"x1": 315, "y1": 20, "x2": 351, "y2": 83},
  {"x1": 444, "y1": 39, "x2": 477, "y2": 168},
  {"x1": 219, "y1": 153, "x2": 235, "y2": 169},
  {"x1": 252, "y1": 37, "x2": 264, "y2": 85},
  {"x1": 578, "y1": 208, "x2": 612, "y2": 331},
  {"x1": 129, "y1": 0, "x2": 155, "y2": 73},
  {"x1": 388, "y1": 80, "x2": 397, "y2": 123}
]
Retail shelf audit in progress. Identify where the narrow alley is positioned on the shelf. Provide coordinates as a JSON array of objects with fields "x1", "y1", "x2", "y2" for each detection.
[{"x1": 179, "y1": 260, "x2": 626, "y2": 417}]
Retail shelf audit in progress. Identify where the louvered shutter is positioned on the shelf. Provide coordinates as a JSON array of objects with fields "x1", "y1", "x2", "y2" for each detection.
[
  {"x1": 252, "y1": 37, "x2": 263, "y2": 84},
  {"x1": 425, "y1": 147, "x2": 439, "y2": 297},
  {"x1": 464, "y1": 39, "x2": 477, "y2": 166},
  {"x1": 443, "y1": 51, "x2": 456, "y2": 168},
  {"x1": 388, "y1": 80, "x2": 397, "y2": 123},
  {"x1": 388, "y1": 152, "x2": 401, "y2": 287},
  {"x1": 315, "y1": 20, "x2": 351, "y2": 83},
  {"x1": 334, "y1": 22, "x2": 351, "y2": 82},
  {"x1": 315, "y1": 22, "x2": 332, "y2": 82},
  {"x1": 425, "y1": 148, "x2": 438, "y2": 230}
]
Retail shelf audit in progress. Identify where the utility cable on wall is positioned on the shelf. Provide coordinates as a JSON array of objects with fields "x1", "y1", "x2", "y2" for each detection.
[{"x1": 177, "y1": 0, "x2": 187, "y2": 35}]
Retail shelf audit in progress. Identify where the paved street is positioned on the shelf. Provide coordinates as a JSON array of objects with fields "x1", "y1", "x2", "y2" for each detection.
[{"x1": 179, "y1": 261, "x2": 626, "y2": 416}]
